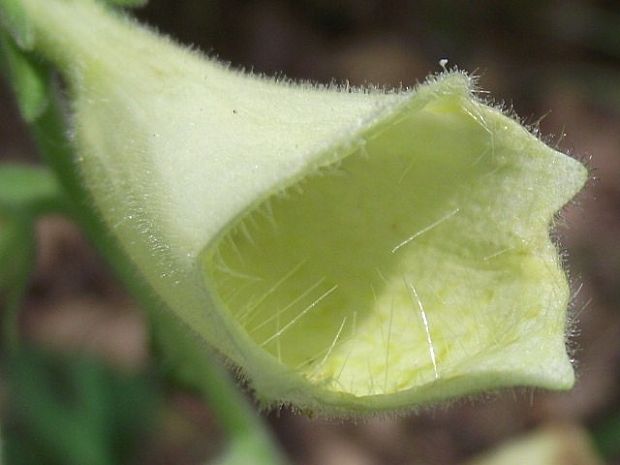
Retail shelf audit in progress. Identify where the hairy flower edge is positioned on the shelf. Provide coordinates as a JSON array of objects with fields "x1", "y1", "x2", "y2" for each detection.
[{"x1": 3, "y1": 0, "x2": 588, "y2": 415}]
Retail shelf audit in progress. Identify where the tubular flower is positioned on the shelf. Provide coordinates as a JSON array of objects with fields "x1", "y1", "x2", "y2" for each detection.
[{"x1": 4, "y1": 0, "x2": 587, "y2": 414}]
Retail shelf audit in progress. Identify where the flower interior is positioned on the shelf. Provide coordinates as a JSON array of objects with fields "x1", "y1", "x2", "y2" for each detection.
[{"x1": 201, "y1": 90, "x2": 573, "y2": 398}]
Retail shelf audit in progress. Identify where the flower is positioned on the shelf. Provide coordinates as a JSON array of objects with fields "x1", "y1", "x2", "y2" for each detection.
[{"x1": 9, "y1": 0, "x2": 587, "y2": 414}]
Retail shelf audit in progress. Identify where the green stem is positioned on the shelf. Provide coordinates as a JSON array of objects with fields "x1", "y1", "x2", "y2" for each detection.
[{"x1": 0, "y1": 210, "x2": 34, "y2": 352}]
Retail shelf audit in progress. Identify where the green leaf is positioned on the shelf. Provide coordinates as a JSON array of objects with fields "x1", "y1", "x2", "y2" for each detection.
[
  {"x1": 592, "y1": 412, "x2": 620, "y2": 459},
  {"x1": 11, "y1": 0, "x2": 587, "y2": 415},
  {"x1": 0, "y1": 164, "x2": 65, "y2": 215},
  {"x1": 0, "y1": 31, "x2": 48, "y2": 122},
  {"x1": 0, "y1": 0, "x2": 33, "y2": 49},
  {"x1": 0, "y1": 165, "x2": 66, "y2": 351},
  {"x1": 3, "y1": 349, "x2": 160, "y2": 465}
]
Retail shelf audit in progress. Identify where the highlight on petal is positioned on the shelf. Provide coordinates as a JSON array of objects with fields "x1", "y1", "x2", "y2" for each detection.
[{"x1": 9, "y1": 0, "x2": 588, "y2": 414}]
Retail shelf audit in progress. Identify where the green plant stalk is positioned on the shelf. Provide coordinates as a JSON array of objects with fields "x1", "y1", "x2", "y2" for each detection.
[
  {"x1": 0, "y1": 38, "x2": 286, "y2": 465},
  {"x1": 0, "y1": 210, "x2": 34, "y2": 352}
]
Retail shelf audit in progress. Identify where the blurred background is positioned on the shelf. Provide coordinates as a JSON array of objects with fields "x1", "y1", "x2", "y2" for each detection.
[{"x1": 1, "y1": 0, "x2": 620, "y2": 464}]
